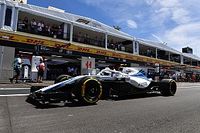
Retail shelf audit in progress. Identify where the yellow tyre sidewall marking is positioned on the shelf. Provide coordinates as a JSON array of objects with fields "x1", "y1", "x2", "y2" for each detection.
[{"x1": 81, "y1": 78, "x2": 102, "y2": 103}]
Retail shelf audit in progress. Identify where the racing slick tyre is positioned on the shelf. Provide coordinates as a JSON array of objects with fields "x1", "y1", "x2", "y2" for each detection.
[
  {"x1": 54, "y1": 75, "x2": 71, "y2": 84},
  {"x1": 160, "y1": 79, "x2": 177, "y2": 96},
  {"x1": 76, "y1": 77, "x2": 102, "y2": 105}
]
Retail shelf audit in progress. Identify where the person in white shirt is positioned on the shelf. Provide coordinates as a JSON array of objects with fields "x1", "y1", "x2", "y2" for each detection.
[{"x1": 9, "y1": 54, "x2": 22, "y2": 83}]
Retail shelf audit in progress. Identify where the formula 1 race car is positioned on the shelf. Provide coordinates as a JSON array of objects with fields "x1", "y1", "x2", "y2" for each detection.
[{"x1": 27, "y1": 67, "x2": 177, "y2": 106}]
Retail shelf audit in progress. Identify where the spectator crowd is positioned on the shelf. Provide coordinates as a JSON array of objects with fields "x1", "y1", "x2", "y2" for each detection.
[{"x1": 18, "y1": 17, "x2": 64, "y2": 39}]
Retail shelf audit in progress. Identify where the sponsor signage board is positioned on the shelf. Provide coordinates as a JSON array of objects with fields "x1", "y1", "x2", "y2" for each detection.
[{"x1": 0, "y1": 30, "x2": 179, "y2": 67}]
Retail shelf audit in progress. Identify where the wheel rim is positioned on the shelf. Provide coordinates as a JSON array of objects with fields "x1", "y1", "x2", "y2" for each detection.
[{"x1": 81, "y1": 79, "x2": 102, "y2": 103}]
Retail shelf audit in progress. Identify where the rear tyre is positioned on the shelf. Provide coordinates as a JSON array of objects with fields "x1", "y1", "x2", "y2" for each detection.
[
  {"x1": 54, "y1": 75, "x2": 71, "y2": 84},
  {"x1": 76, "y1": 77, "x2": 102, "y2": 105},
  {"x1": 160, "y1": 79, "x2": 177, "y2": 96}
]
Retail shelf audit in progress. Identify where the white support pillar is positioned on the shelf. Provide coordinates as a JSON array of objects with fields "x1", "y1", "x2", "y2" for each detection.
[
  {"x1": 63, "y1": 23, "x2": 68, "y2": 40},
  {"x1": 0, "y1": 5, "x2": 1, "y2": 28},
  {"x1": 105, "y1": 33, "x2": 108, "y2": 49},
  {"x1": 0, "y1": 3, "x2": 6, "y2": 29},
  {"x1": 156, "y1": 48, "x2": 158, "y2": 59},
  {"x1": 180, "y1": 55, "x2": 183, "y2": 64},
  {"x1": 70, "y1": 23, "x2": 73, "y2": 43},
  {"x1": 10, "y1": 6, "x2": 15, "y2": 29},
  {"x1": 132, "y1": 41, "x2": 134, "y2": 54},
  {"x1": 12, "y1": 6, "x2": 19, "y2": 31},
  {"x1": 133, "y1": 41, "x2": 139, "y2": 55},
  {"x1": 168, "y1": 52, "x2": 170, "y2": 61}
]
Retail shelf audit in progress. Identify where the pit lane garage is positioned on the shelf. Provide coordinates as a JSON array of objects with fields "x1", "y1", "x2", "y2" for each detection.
[{"x1": 27, "y1": 67, "x2": 177, "y2": 106}]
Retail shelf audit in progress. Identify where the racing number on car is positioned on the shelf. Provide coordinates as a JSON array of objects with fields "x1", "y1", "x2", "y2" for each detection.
[{"x1": 85, "y1": 61, "x2": 92, "y2": 69}]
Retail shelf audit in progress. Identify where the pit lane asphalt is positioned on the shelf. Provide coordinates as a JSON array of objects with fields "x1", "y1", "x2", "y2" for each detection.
[{"x1": 1, "y1": 83, "x2": 200, "y2": 133}]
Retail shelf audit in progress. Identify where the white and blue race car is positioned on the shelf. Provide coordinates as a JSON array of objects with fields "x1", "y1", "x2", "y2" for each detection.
[{"x1": 27, "y1": 67, "x2": 177, "y2": 105}]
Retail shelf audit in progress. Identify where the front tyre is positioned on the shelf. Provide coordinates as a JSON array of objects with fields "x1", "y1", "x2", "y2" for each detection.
[
  {"x1": 77, "y1": 77, "x2": 102, "y2": 104},
  {"x1": 160, "y1": 79, "x2": 177, "y2": 96}
]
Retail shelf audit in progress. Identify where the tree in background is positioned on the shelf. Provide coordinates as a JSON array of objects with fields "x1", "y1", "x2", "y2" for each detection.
[{"x1": 113, "y1": 25, "x2": 121, "y2": 31}]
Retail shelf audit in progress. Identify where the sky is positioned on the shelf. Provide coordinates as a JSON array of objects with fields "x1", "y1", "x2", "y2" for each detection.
[{"x1": 28, "y1": 0, "x2": 200, "y2": 57}]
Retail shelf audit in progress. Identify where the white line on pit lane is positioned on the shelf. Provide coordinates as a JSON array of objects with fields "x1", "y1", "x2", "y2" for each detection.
[
  {"x1": 0, "y1": 88, "x2": 30, "y2": 90},
  {"x1": 178, "y1": 86, "x2": 200, "y2": 89},
  {"x1": 0, "y1": 94, "x2": 29, "y2": 97}
]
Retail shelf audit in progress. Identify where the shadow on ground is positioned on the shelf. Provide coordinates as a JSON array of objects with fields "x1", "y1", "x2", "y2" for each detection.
[
  {"x1": 112, "y1": 92, "x2": 162, "y2": 101},
  {"x1": 25, "y1": 92, "x2": 164, "y2": 109}
]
